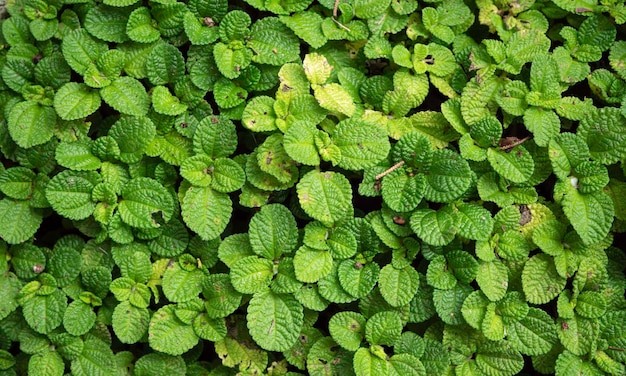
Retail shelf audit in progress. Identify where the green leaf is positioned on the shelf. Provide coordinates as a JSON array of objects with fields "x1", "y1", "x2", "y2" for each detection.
[
  {"x1": 53, "y1": 82, "x2": 101, "y2": 121},
  {"x1": 7, "y1": 101, "x2": 56, "y2": 148},
  {"x1": 192, "y1": 115, "x2": 238, "y2": 159},
  {"x1": 126, "y1": 7, "x2": 161, "y2": 43},
  {"x1": 314, "y1": 83, "x2": 356, "y2": 117},
  {"x1": 183, "y1": 11, "x2": 219, "y2": 45},
  {"x1": 523, "y1": 108, "x2": 560, "y2": 147},
  {"x1": 133, "y1": 354, "x2": 186, "y2": 376},
  {"x1": 100, "y1": 76, "x2": 149, "y2": 116},
  {"x1": 248, "y1": 17, "x2": 300, "y2": 65},
  {"x1": 230, "y1": 256, "x2": 273, "y2": 294},
  {"x1": 578, "y1": 107, "x2": 626, "y2": 165},
  {"x1": 214, "y1": 42, "x2": 252, "y2": 79},
  {"x1": 558, "y1": 315, "x2": 600, "y2": 356},
  {"x1": 28, "y1": 350, "x2": 64, "y2": 376},
  {"x1": 146, "y1": 43, "x2": 185, "y2": 86},
  {"x1": 354, "y1": 346, "x2": 390, "y2": 376},
  {"x1": 55, "y1": 141, "x2": 101, "y2": 171},
  {"x1": 333, "y1": 118, "x2": 391, "y2": 170},
  {"x1": 247, "y1": 290, "x2": 303, "y2": 351},
  {"x1": 84, "y1": 5, "x2": 129, "y2": 43},
  {"x1": 433, "y1": 283, "x2": 472, "y2": 325},
  {"x1": 454, "y1": 203, "x2": 494, "y2": 241},
  {"x1": 476, "y1": 260, "x2": 507, "y2": 300},
  {"x1": 378, "y1": 264, "x2": 419, "y2": 307},
  {"x1": 0, "y1": 200, "x2": 42, "y2": 244},
  {"x1": 118, "y1": 177, "x2": 174, "y2": 228},
  {"x1": 152, "y1": 86, "x2": 187, "y2": 116},
  {"x1": 297, "y1": 170, "x2": 352, "y2": 225},
  {"x1": 210, "y1": 157, "x2": 245, "y2": 193},
  {"x1": 293, "y1": 246, "x2": 333, "y2": 283},
  {"x1": 427, "y1": 255, "x2": 457, "y2": 290},
  {"x1": 61, "y1": 29, "x2": 108, "y2": 75},
  {"x1": 410, "y1": 208, "x2": 455, "y2": 246},
  {"x1": 0, "y1": 273, "x2": 22, "y2": 320},
  {"x1": 22, "y1": 289, "x2": 66, "y2": 334},
  {"x1": 508, "y1": 307, "x2": 557, "y2": 356},
  {"x1": 461, "y1": 291, "x2": 489, "y2": 329},
  {"x1": 149, "y1": 305, "x2": 199, "y2": 356},
  {"x1": 70, "y1": 338, "x2": 116, "y2": 376},
  {"x1": 241, "y1": 96, "x2": 277, "y2": 132},
  {"x1": 63, "y1": 300, "x2": 95, "y2": 336},
  {"x1": 522, "y1": 254, "x2": 566, "y2": 305},
  {"x1": 548, "y1": 132, "x2": 591, "y2": 180},
  {"x1": 337, "y1": 259, "x2": 379, "y2": 299},
  {"x1": 423, "y1": 149, "x2": 473, "y2": 202},
  {"x1": 475, "y1": 342, "x2": 524, "y2": 376},
  {"x1": 248, "y1": 204, "x2": 298, "y2": 260},
  {"x1": 487, "y1": 146, "x2": 535, "y2": 184},
  {"x1": 202, "y1": 273, "x2": 242, "y2": 318},
  {"x1": 365, "y1": 311, "x2": 403, "y2": 346},
  {"x1": 279, "y1": 11, "x2": 326, "y2": 49},
  {"x1": 562, "y1": 187, "x2": 614, "y2": 246},
  {"x1": 109, "y1": 116, "x2": 156, "y2": 163},
  {"x1": 382, "y1": 170, "x2": 425, "y2": 213},
  {"x1": 0, "y1": 167, "x2": 35, "y2": 200},
  {"x1": 328, "y1": 311, "x2": 366, "y2": 351},
  {"x1": 283, "y1": 121, "x2": 321, "y2": 166},
  {"x1": 162, "y1": 261, "x2": 205, "y2": 303},
  {"x1": 46, "y1": 170, "x2": 100, "y2": 221},
  {"x1": 181, "y1": 185, "x2": 232, "y2": 240},
  {"x1": 213, "y1": 78, "x2": 248, "y2": 109}
]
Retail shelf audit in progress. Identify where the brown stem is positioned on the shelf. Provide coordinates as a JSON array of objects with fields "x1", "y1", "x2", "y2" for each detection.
[
  {"x1": 499, "y1": 136, "x2": 530, "y2": 151},
  {"x1": 375, "y1": 161, "x2": 405, "y2": 180},
  {"x1": 608, "y1": 346, "x2": 625, "y2": 351}
]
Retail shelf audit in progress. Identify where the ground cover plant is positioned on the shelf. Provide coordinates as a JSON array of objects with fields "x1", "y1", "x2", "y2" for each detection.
[{"x1": 1, "y1": 0, "x2": 626, "y2": 374}]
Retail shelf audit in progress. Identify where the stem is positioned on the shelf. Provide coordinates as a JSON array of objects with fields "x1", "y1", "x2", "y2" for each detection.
[
  {"x1": 499, "y1": 136, "x2": 530, "y2": 151},
  {"x1": 331, "y1": 0, "x2": 351, "y2": 32},
  {"x1": 375, "y1": 161, "x2": 405, "y2": 180},
  {"x1": 608, "y1": 346, "x2": 625, "y2": 351}
]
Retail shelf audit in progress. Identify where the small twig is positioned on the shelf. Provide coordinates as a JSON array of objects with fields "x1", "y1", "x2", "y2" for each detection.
[
  {"x1": 331, "y1": 17, "x2": 351, "y2": 32},
  {"x1": 608, "y1": 346, "x2": 625, "y2": 351},
  {"x1": 375, "y1": 161, "x2": 405, "y2": 180},
  {"x1": 499, "y1": 136, "x2": 530, "y2": 151},
  {"x1": 331, "y1": 0, "x2": 351, "y2": 32}
]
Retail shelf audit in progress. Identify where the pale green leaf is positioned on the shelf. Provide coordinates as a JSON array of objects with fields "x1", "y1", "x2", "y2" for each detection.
[
  {"x1": 7, "y1": 101, "x2": 56, "y2": 148},
  {"x1": 314, "y1": 83, "x2": 356, "y2": 117}
]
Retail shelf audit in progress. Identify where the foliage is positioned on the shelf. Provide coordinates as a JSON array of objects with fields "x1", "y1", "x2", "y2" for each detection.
[{"x1": 1, "y1": 0, "x2": 626, "y2": 375}]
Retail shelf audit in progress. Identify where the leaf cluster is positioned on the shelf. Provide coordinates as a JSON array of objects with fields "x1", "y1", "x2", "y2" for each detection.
[{"x1": 1, "y1": 0, "x2": 626, "y2": 375}]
